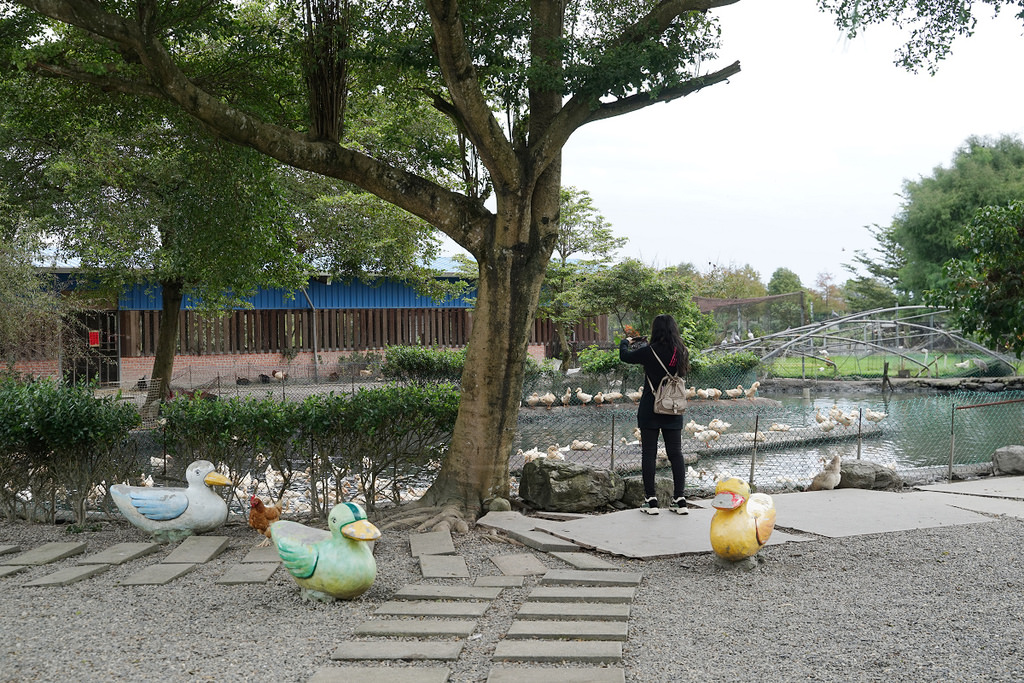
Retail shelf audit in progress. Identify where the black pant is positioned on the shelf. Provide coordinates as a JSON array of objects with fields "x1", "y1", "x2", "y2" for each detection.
[{"x1": 640, "y1": 427, "x2": 686, "y2": 501}]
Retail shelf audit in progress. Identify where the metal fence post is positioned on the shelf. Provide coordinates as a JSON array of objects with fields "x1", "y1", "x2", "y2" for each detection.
[
  {"x1": 749, "y1": 413, "x2": 759, "y2": 487},
  {"x1": 610, "y1": 412, "x2": 615, "y2": 471},
  {"x1": 948, "y1": 403, "x2": 955, "y2": 482}
]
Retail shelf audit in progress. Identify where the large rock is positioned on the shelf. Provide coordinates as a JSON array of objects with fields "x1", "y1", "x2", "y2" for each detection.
[
  {"x1": 519, "y1": 459, "x2": 625, "y2": 512},
  {"x1": 838, "y1": 460, "x2": 903, "y2": 490},
  {"x1": 993, "y1": 445, "x2": 1024, "y2": 475},
  {"x1": 620, "y1": 475, "x2": 676, "y2": 508}
]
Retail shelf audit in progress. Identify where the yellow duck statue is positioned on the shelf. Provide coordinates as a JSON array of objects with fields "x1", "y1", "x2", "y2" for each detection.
[
  {"x1": 271, "y1": 501, "x2": 381, "y2": 602},
  {"x1": 709, "y1": 477, "x2": 777, "y2": 563},
  {"x1": 110, "y1": 460, "x2": 231, "y2": 543}
]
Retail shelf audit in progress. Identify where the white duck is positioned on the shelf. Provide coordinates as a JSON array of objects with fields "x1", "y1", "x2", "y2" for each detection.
[
  {"x1": 696, "y1": 388, "x2": 710, "y2": 400},
  {"x1": 685, "y1": 386, "x2": 697, "y2": 399},
  {"x1": 818, "y1": 419, "x2": 837, "y2": 433},
  {"x1": 744, "y1": 381, "x2": 760, "y2": 398},
  {"x1": 546, "y1": 444, "x2": 565, "y2": 460},
  {"x1": 111, "y1": 460, "x2": 231, "y2": 542},
  {"x1": 525, "y1": 392, "x2": 541, "y2": 407},
  {"x1": 570, "y1": 439, "x2": 596, "y2": 451},
  {"x1": 627, "y1": 388, "x2": 643, "y2": 403},
  {"x1": 725, "y1": 385, "x2": 744, "y2": 399},
  {"x1": 685, "y1": 419, "x2": 707, "y2": 435},
  {"x1": 539, "y1": 391, "x2": 557, "y2": 409},
  {"x1": 707, "y1": 388, "x2": 723, "y2": 400},
  {"x1": 603, "y1": 391, "x2": 623, "y2": 403},
  {"x1": 708, "y1": 418, "x2": 732, "y2": 433},
  {"x1": 575, "y1": 387, "x2": 594, "y2": 405},
  {"x1": 864, "y1": 408, "x2": 888, "y2": 422},
  {"x1": 694, "y1": 429, "x2": 720, "y2": 447},
  {"x1": 592, "y1": 391, "x2": 605, "y2": 406},
  {"x1": 769, "y1": 423, "x2": 791, "y2": 432},
  {"x1": 560, "y1": 387, "x2": 573, "y2": 405}
]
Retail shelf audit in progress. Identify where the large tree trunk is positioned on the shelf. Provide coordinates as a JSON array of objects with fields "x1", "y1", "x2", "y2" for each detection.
[
  {"x1": 420, "y1": 197, "x2": 558, "y2": 512},
  {"x1": 142, "y1": 278, "x2": 183, "y2": 417}
]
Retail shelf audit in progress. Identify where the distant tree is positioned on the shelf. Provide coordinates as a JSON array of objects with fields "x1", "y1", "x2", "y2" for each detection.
[
  {"x1": 929, "y1": 202, "x2": 1024, "y2": 357},
  {"x1": 538, "y1": 187, "x2": 626, "y2": 366},
  {"x1": 766, "y1": 268, "x2": 804, "y2": 329},
  {"x1": 0, "y1": 206, "x2": 70, "y2": 366},
  {"x1": 842, "y1": 223, "x2": 906, "y2": 310},
  {"x1": 812, "y1": 272, "x2": 846, "y2": 320},
  {"x1": 584, "y1": 259, "x2": 715, "y2": 351},
  {"x1": 692, "y1": 262, "x2": 766, "y2": 336},
  {"x1": 886, "y1": 136, "x2": 1024, "y2": 298}
]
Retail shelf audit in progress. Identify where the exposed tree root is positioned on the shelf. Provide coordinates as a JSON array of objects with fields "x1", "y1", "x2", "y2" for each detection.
[{"x1": 374, "y1": 502, "x2": 472, "y2": 534}]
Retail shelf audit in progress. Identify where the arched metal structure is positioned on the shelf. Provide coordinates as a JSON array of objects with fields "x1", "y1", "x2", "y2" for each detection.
[{"x1": 706, "y1": 306, "x2": 1018, "y2": 377}]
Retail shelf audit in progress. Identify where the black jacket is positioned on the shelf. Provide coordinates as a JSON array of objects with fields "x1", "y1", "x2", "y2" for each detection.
[{"x1": 619, "y1": 339, "x2": 685, "y2": 429}]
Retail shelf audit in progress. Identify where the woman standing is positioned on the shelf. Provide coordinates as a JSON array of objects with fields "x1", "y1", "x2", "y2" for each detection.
[{"x1": 619, "y1": 314, "x2": 690, "y2": 515}]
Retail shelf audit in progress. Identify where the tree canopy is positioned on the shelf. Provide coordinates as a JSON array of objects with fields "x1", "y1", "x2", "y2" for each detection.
[
  {"x1": 2, "y1": 0, "x2": 742, "y2": 515},
  {"x1": 889, "y1": 135, "x2": 1024, "y2": 299},
  {"x1": 930, "y1": 201, "x2": 1024, "y2": 357}
]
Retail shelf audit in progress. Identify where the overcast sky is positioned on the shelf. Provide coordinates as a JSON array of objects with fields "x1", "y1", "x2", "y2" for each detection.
[{"x1": 549, "y1": 2, "x2": 1024, "y2": 287}]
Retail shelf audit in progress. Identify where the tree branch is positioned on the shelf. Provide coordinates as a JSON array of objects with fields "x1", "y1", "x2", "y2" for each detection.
[
  {"x1": 29, "y1": 61, "x2": 165, "y2": 98},
  {"x1": 11, "y1": 0, "x2": 491, "y2": 253},
  {"x1": 424, "y1": 0, "x2": 519, "y2": 192}
]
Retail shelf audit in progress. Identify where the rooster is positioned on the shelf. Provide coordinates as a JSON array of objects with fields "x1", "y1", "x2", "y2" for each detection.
[{"x1": 249, "y1": 495, "x2": 283, "y2": 546}]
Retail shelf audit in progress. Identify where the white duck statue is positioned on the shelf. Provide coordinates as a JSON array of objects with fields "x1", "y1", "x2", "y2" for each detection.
[{"x1": 110, "y1": 460, "x2": 231, "y2": 543}]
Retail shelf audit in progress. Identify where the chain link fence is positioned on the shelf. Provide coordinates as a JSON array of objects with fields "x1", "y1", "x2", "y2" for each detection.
[
  {"x1": 111, "y1": 358, "x2": 1024, "y2": 509},
  {"x1": 514, "y1": 385, "x2": 1024, "y2": 498}
]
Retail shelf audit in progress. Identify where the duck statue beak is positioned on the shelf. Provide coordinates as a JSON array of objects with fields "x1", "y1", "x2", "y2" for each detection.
[
  {"x1": 342, "y1": 519, "x2": 382, "y2": 541},
  {"x1": 712, "y1": 491, "x2": 745, "y2": 510},
  {"x1": 204, "y1": 472, "x2": 232, "y2": 487}
]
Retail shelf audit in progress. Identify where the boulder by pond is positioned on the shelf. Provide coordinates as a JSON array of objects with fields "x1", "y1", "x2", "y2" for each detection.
[
  {"x1": 839, "y1": 460, "x2": 903, "y2": 491},
  {"x1": 519, "y1": 458, "x2": 624, "y2": 512}
]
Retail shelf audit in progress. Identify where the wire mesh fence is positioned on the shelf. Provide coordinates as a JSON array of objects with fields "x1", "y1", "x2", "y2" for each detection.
[
  {"x1": 513, "y1": 388, "x2": 1024, "y2": 498},
  {"x1": 111, "y1": 357, "x2": 1024, "y2": 510}
]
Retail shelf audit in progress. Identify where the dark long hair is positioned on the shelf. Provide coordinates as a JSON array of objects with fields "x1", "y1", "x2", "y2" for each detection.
[{"x1": 649, "y1": 314, "x2": 690, "y2": 375}]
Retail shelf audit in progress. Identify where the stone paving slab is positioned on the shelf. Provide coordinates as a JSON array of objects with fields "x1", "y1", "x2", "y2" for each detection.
[
  {"x1": 419, "y1": 554, "x2": 470, "y2": 578},
  {"x1": 79, "y1": 542, "x2": 161, "y2": 565},
  {"x1": 771, "y1": 489, "x2": 995, "y2": 538},
  {"x1": 241, "y1": 545, "x2": 281, "y2": 563},
  {"x1": 310, "y1": 666, "x2": 451, "y2": 683},
  {"x1": 506, "y1": 620, "x2": 629, "y2": 641},
  {"x1": 216, "y1": 563, "x2": 279, "y2": 585},
  {"x1": 120, "y1": 562, "x2": 197, "y2": 586},
  {"x1": 409, "y1": 530, "x2": 456, "y2": 557},
  {"x1": 0, "y1": 542, "x2": 86, "y2": 566},
  {"x1": 0, "y1": 545, "x2": 21, "y2": 556},
  {"x1": 353, "y1": 619, "x2": 477, "y2": 637},
  {"x1": 492, "y1": 639, "x2": 622, "y2": 664},
  {"x1": 486, "y1": 666, "x2": 624, "y2": 683},
  {"x1": 540, "y1": 569, "x2": 642, "y2": 586},
  {"x1": 393, "y1": 584, "x2": 502, "y2": 601},
  {"x1": 22, "y1": 564, "x2": 109, "y2": 587},
  {"x1": 490, "y1": 553, "x2": 548, "y2": 576},
  {"x1": 0, "y1": 565, "x2": 27, "y2": 579},
  {"x1": 516, "y1": 602, "x2": 631, "y2": 621},
  {"x1": 330, "y1": 641, "x2": 464, "y2": 661},
  {"x1": 502, "y1": 529, "x2": 579, "y2": 553},
  {"x1": 474, "y1": 575, "x2": 525, "y2": 587},
  {"x1": 537, "y1": 509, "x2": 799, "y2": 559},
  {"x1": 162, "y1": 536, "x2": 230, "y2": 564},
  {"x1": 917, "y1": 475, "x2": 1024, "y2": 499},
  {"x1": 527, "y1": 586, "x2": 635, "y2": 603},
  {"x1": 549, "y1": 552, "x2": 619, "y2": 570},
  {"x1": 923, "y1": 494, "x2": 1024, "y2": 519},
  {"x1": 375, "y1": 600, "x2": 491, "y2": 618}
]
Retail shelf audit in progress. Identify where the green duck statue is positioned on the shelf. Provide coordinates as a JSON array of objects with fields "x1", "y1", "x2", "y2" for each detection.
[{"x1": 270, "y1": 501, "x2": 380, "y2": 602}]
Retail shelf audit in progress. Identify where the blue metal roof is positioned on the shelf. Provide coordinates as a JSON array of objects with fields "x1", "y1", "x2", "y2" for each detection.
[{"x1": 118, "y1": 276, "x2": 475, "y2": 311}]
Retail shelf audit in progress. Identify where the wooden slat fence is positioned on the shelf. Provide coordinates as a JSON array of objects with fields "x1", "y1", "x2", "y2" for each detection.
[{"x1": 118, "y1": 309, "x2": 607, "y2": 358}]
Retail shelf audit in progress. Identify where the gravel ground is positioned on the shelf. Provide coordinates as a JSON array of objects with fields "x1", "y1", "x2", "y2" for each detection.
[{"x1": 2, "y1": 509, "x2": 1023, "y2": 682}]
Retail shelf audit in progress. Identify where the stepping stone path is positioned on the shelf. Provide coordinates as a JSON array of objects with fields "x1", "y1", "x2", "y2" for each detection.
[
  {"x1": 311, "y1": 526, "x2": 642, "y2": 683},
  {"x1": 0, "y1": 513, "x2": 642, "y2": 682}
]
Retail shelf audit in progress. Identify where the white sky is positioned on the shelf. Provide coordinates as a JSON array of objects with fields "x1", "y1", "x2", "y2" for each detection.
[{"x1": 445, "y1": 2, "x2": 1024, "y2": 288}]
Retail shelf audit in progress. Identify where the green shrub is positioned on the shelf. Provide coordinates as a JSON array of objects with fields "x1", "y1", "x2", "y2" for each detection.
[
  {"x1": 0, "y1": 378, "x2": 140, "y2": 524},
  {"x1": 690, "y1": 351, "x2": 761, "y2": 389},
  {"x1": 380, "y1": 345, "x2": 467, "y2": 382}
]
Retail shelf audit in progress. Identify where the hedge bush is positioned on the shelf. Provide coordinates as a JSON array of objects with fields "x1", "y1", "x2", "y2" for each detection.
[{"x1": 0, "y1": 379, "x2": 141, "y2": 524}]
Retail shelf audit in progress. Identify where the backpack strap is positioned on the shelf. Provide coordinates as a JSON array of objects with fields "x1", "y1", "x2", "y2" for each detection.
[{"x1": 645, "y1": 347, "x2": 678, "y2": 394}]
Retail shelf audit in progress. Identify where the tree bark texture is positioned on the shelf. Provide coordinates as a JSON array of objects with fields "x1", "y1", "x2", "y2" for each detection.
[{"x1": 150, "y1": 278, "x2": 183, "y2": 404}]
